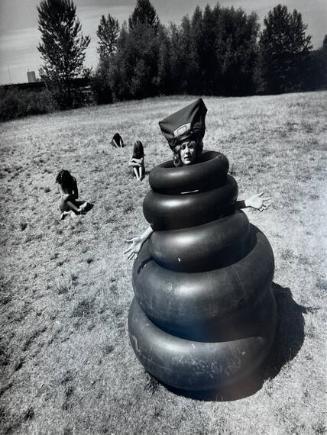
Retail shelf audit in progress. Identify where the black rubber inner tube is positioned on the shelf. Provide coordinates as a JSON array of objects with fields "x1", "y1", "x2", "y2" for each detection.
[
  {"x1": 128, "y1": 298, "x2": 277, "y2": 391},
  {"x1": 143, "y1": 175, "x2": 238, "y2": 231},
  {"x1": 153, "y1": 284, "x2": 276, "y2": 342},
  {"x1": 148, "y1": 210, "x2": 251, "y2": 272},
  {"x1": 132, "y1": 227, "x2": 275, "y2": 338},
  {"x1": 149, "y1": 151, "x2": 229, "y2": 194}
]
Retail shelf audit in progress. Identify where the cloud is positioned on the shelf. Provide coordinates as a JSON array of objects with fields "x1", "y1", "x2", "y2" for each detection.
[
  {"x1": 0, "y1": 27, "x2": 39, "y2": 52},
  {"x1": 78, "y1": 4, "x2": 133, "y2": 29},
  {"x1": 77, "y1": 0, "x2": 133, "y2": 6},
  {"x1": 77, "y1": 5, "x2": 133, "y2": 70},
  {"x1": 0, "y1": 0, "x2": 39, "y2": 33}
]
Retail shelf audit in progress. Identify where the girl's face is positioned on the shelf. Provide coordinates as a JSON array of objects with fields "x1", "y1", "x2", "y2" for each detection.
[{"x1": 180, "y1": 140, "x2": 197, "y2": 165}]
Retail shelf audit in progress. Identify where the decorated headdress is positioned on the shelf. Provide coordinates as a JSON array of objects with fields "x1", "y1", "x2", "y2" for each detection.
[{"x1": 159, "y1": 98, "x2": 207, "y2": 150}]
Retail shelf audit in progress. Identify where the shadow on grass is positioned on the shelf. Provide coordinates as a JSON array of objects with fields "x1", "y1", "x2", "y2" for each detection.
[{"x1": 160, "y1": 283, "x2": 309, "y2": 402}]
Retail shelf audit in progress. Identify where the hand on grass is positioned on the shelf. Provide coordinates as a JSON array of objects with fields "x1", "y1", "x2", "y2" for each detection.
[{"x1": 245, "y1": 192, "x2": 272, "y2": 212}]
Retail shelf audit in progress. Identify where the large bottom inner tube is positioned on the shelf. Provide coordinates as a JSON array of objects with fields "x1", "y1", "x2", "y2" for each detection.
[
  {"x1": 128, "y1": 298, "x2": 277, "y2": 391},
  {"x1": 149, "y1": 284, "x2": 276, "y2": 342},
  {"x1": 143, "y1": 175, "x2": 238, "y2": 231},
  {"x1": 133, "y1": 226, "x2": 274, "y2": 339},
  {"x1": 149, "y1": 151, "x2": 229, "y2": 194},
  {"x1": 148, "y1": 210, "x2": 251, "y2": 272}
]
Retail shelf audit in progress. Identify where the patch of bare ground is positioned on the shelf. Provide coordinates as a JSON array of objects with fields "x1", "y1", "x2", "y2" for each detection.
[{"x1": 0, "y1": 92, "x2": 326, "y2": 434}]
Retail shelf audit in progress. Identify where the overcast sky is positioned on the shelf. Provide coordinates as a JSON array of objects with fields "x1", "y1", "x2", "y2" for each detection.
[{"x1": 0, "y1": 0, "x2": 326, "y2": 84}]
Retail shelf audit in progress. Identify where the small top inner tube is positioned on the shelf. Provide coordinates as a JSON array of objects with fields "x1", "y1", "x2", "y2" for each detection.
[
  {"x1": 143, "y1": 175, "x2": 238, "y2": 231},
  {"x1": 149, "y1": 151, "x2": 229, "y2": 194}
]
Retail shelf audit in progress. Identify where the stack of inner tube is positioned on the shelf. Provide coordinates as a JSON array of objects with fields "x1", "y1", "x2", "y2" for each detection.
[{"x1": 128, "y1": 151, "x2": 277, "y2": 392}]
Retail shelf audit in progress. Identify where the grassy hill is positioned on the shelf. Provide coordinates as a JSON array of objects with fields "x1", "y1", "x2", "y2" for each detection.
[{"x1": 0, "y1": 92, "x2": 326, "y2": 434}]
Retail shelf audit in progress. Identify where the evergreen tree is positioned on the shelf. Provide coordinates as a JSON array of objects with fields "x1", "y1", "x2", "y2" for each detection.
[
  {"x1": 200, "y1": 5, "x2": 220, "y2": 94},
  {"x1": 92, "y1": 14, "x2": 119, "y2": 104},
  {"x1": 321, "y1": 35, "x2": 327, "y2": 88},
  {"x1": 307, "y1": 35, "x2": 327, "y2": 91},
  {"x1": 172, "y1": 4, "x2": 259, "y2": 96},
  {"x1": 128, "y1": 0, "x2": 160, "y2": 32},
  {"x1": 92, "y1": 58, "x2": 113, "y2": 105},
  {"x1": 180, "y1": 15, "x2": 197, "y2": 93},
  {"x1": 97, "y1": 14, "x2": 119, "y2": 61},
  {"x1": 259, "y1": 4, "x2": 312, "y2": 93},
  {"x1": 107, "y1": 0, "x2": 161, "y2": 100},
  {"x1": 109, "y1": 23, "x2": 160, "y2": 100},
  {"x1": 108, "y1": 26, "x2": 130, "y2": 101},
  {"x1": 189, "y1": 6, "x2": 204, "y2": 93},
  {"x1": 130, "y1": 24, "x2": 160, "y2": 98},
  {"x1": 323, "y1": 35, "x2": 327, "y2": 51},
  {"x1": 156, "y1": 25, "x2": 172, "y2": 94},
  {"x1": 169, "y1": 23, "x2": 187, "y2": 93},
  {"x1": 214, "y1": 7, "x2": 259, "y2": 95},
  {"x1": 37, "y1": 0, "x2": 90, "y2": 108}
]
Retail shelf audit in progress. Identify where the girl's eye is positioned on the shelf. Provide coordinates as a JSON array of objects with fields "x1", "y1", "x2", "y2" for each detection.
[{"x1": 181, "y1": 143, "x2": 194, "y2": 150}]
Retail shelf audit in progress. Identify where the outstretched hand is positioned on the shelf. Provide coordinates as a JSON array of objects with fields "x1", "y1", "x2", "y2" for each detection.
[
  {"x1": 124, "y1": 236, "x2": 144, "y2": 260},
  {"x1": 246, "y1": 192, "x2": 272, "y2": 212}
]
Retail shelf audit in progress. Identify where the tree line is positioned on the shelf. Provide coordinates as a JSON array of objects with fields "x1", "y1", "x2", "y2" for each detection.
[
  {"x1": 93, "y1": 1, "x2": 326, "y2": 102},
  {"x1": 37, "y1": 0, "x2": 327, "y2": 108},
  {"x1": 2, "y1": 0, "x2": 326, "y2": 119}
]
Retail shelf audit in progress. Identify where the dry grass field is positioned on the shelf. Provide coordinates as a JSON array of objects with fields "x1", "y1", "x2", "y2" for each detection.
[{"x1": 0, "y1": 92, "x2": 326, "y2": 434}]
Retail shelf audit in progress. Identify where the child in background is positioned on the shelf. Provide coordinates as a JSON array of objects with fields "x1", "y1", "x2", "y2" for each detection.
[
  {"x1": 129, "y1": 140, "x2": 145, "y2": 181},
  {"x1": 56, "y1": 170, "x2": 89, "y2": 220},
  {"x1": 111, "y1": 132, "x2": 124, "y2": 148}
]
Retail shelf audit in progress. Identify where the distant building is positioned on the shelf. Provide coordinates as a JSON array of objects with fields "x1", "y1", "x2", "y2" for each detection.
[{"x1": 27, "y1": 71, "x2": 37, "y2": 83}]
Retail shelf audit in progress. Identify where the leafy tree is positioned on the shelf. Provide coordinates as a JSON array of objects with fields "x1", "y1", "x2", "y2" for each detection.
[
  {"x1": 128, "y1": 0, "x2": 160, "y2": 32},
  {"x1": 37, "y1": 0, "x2": 90, "y2": 108},
  {"x1": 97, "y1": 14, "x2": 119, "y2": 61},
  {"x1": 259, "y1": 4, "x2": 312, "y2": 93}
]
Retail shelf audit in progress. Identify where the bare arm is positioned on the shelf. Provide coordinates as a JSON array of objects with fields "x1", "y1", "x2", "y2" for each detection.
[
  {"x1": 236, "y1": 192, "x2": 272, "y2": 212},
  {"x1": 124, "y1": 226, "x2": 153, "y2": 260},
  {"x1": 72, "y1": 180, "x2": 79, "y2": 199},
  {"x1": 129, "y1": 157, "x2": 144, "y2": 167}
]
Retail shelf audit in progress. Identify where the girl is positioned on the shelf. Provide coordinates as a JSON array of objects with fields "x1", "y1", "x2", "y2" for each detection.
[
  {"x1": 111, "y1": 132, "x2": 124, "y2": 148},
  {"x1": 56, "y1": 169, "x2": 90, "y2": 220},
  {"x1": 125, "y1": 99, "x2": 271, "y2": 259},
  {"x1": 129, "y1": 140, "x2": 145, "y2": 181}
]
